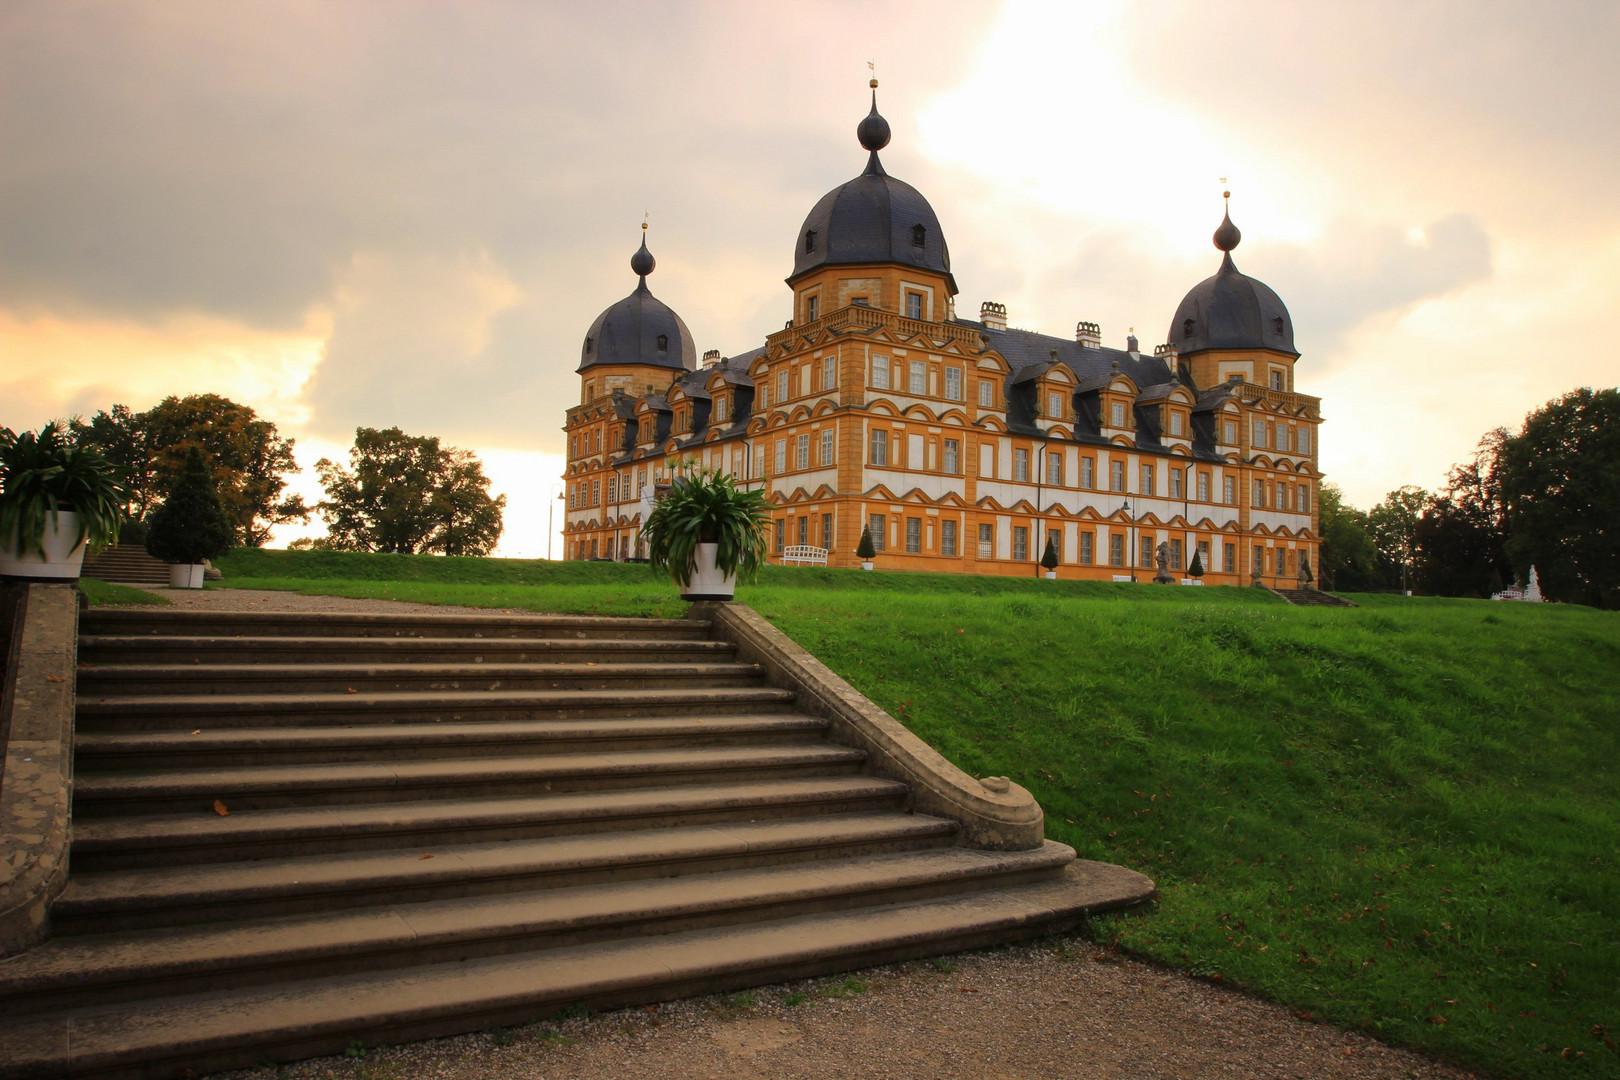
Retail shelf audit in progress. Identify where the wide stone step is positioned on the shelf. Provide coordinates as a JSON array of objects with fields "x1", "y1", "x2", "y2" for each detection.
[
  {"x1": 80, "y1": 610, "x2": 711, "y2": 641},
  {"x1": 78, "y1": 634, "x2": 739, "y2": 666},
  {"x1": 69, "y1": 775, "x2": 911, "y2": 869},
  {"x1": 75, "y1": 713, "x2": 827, "y2": 770},
  {"x1": 72, "y1": 743, "x2": 868, "y2": 816},
  {"x1": 52, "y1": 813, "x2": 961, "y2": 931},
  {"x1": 0, "y1": 844, "x2": 1075, "y2": 1014},
  {"x1": 74, "y1": 685, "x2": 799, "y2": 730},
  {"x1": 0, "y1": 862, "x2": 1152, "y2": 1080},
  {"x1": 77, "y1": 660, "x2": 767, "y2": 696}
]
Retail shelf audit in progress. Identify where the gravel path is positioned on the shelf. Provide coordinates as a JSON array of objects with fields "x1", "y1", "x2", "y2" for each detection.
[{"x1": 123, "y1": 588, "x2": 1481, "y2": 1080}]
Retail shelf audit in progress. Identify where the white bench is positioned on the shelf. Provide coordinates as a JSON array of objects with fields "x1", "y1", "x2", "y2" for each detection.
[
  {"x1": 1111, "y1": 574, "x2": 1134, "y2": 583},
  {"x1": 781, "y1": 545, "x2": 829, "y2": 566}
]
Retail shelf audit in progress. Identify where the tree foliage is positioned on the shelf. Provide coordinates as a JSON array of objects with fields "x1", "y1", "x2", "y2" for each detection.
[
  {"x1": 1317, "y1": 483, "x2": 1380, "y2": 591},
  {"x1": 1498, "y1": 387, "x2": 1620, "y2": 607},
  {"x1": 315, "y1": 427, "x2": 506, "y2": 556},
  {"x1": 1367, "y1": 485, "x2": 1428, "y2": 592},
  {"x1": 72, "y1": 394, "x2": 308, "y2": 545},
  {"x1": 1412, "y1": 432, "x2": 1512, "y2": 597},
  {"x1": 145, "y1": 447, "x2": 235, "y2": 564}
]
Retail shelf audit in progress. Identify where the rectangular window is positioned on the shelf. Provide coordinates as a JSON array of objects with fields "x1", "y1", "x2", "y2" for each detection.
[
  {"x1": 978, "y1": 380, "x2": 994, "y2": 407},
  {"x1": 752, "y1": 446, "x2": 765, "y2": 478},
  {"x1": 1080, "y1": 532, "x2": 1094, "y2": 564},
  {"x1": 1110, "y1": 461, "x2": 1125, "y2": 492},
  {"x1": 1081, "y1": 457, "x2": 1094, "y2": 488},
  {"x1": 1223, "y1": 420, "x2": 1236, "y2": 444},
  {"x1": 775, "y1": 519, "x2": 785, "y2": 553},
  {"x1": 945, "y1": 367, "x2": 963, "y2": 400},
  {"x1": 1014, "y1": 448, "x2": 1030, "y2": 482},
  {"x1": 1253, "y1": 544, "x2": 1264, "y2": 574},
  {"x1": 821, "y1": 428, "x2": 835, "y2": 466},
  {"x1": 906, "y1": 291, "x2": 924, "y2": 319},
  {"x1": 1270, "y1": 369, "x2": 1284, "y2": 391},
  {"x1": 978, "y1": 523, "x2": 993, "y2": 559},
  {"x1": 821, "y1": 513, "x2": 833, "y2": 549},
  {"x1": 590, "y1": 480, "x2": 599, "y2": 505},
  {"x1": 796, "y1": 434, "x2": 809, "y2": 470},
  {"x1": 806, "y1": 295, "x2": 819, "y2": 321},
  {"x1": 1169, "y1": 538, "x2": 1183, "y2": 570},
  {"x1": 732, "y1": 449, "x2": 744, "y2": 478},
  {"x1": 607, "y1": 478, "x2": 617, "y2": 503},
  {"x1": 1140, "y1": 463, "x2": 1154, "y2": 495},
  {"x1": 943, "y1": 438, "x2": 959, "y2": 474},
  {"x1": 1253, "y1": 479, "x2": 1265, "y2": 506},
  {"x1": 1047, "y1": 453, "x2": 1062, "y2": 486},
  {"x1": 777, "y1": 370, "x2": 789, "y2": 404},
  {"x1": 1012, "y1": 526, "x2": 1028, "y2": 561},
  {"x1": 1299, "y1": 483, "x2": 1310, "y2": 512},
  {"x1": 1197, "y1": 540, "x2": 1211, "y2": 570},
  {"x1": 1253, "y1": 420, "x2": 1268, "y2": 448},
  {"x1": 1278, "y1": 426, "x2": 1292, "y2": 453},
  {"x1": 1170, "y1": 468, "x2": 1183, "y2": 499},
  {"x1": 713, "y1": 398, "x2": 727, "y2": 423},
  {"x1": 1169, "y1": 411, "x2": 1184, "y2": 436},
  {"x1": 1224, "y1": 476, "x2": 1236, "y2": 504},
  {"x1": 822, "y1": 356, "x2": 836, "y2": 390},
  {"x1": 1109, "y1": 534, "x2": 1124, "y2": 566},
  {"x1": 1110, "y1": 401, "x2": 1126, "y2": 427},
  {"x1": 870, "y1": 429, "x2": 888, "y2": 466},
  {"x1": 1224, "y1": 542, "x2": 1236, "y2": 573},
  {"x1": 942, "y1": 520, "x2": 957, "y2": 557},
  {"x1": 773, "y1": 440, "x2": 786, "y2": 474},
  {"x1": 1277, "y1": 481, "x2": 1288, "y2": 510},
  {"x1": 798, "y1": 516, "x2": 808, "y2": 546},
  {"x1": 905, "y1": 517, "x2": 921, "y2": 554},
  {"x1": 1197, "y1": 472, "x2": 1210, "y2": 501},
  {"x1": 908, "y1": 360, "x2": 926, "y2": 395},
  {"x1": 756, "y1": 384, "x2": 768, "y2": 410},
  {"x1": 872, "y1": 357, "x2": 890, "y2": 390},
  {"x1": 1047, "y1": 391, "x2": 1063, "y2": 418},
  {"x1": 1298, "y1": 427, "x2": 1311, "y2": 455},
  {"x1": 1141, "y1": 536, "x2": 1154, "y2": 569},
  {"x1": 869, "y1": 514, "x2": 886, "y2": 552}
]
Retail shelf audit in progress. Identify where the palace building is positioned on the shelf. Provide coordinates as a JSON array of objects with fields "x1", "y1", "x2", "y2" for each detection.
[{"x1": 562, "y1": 85, "x2": 1321, "y2": 585}]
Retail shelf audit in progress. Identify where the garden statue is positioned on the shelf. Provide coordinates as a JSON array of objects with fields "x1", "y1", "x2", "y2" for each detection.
[{"x1": 1153, "y1": 541, "x2": 1174, "y2": 584}]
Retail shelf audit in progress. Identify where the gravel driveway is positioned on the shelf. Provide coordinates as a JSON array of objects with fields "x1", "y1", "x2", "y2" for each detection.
[{"x1": 129, "y1": 587, "x2": 1480, "y2": 1080}]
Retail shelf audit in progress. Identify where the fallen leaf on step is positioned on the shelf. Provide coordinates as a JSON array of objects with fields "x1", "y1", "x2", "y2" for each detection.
[
  {"x1": 419, "y1": 854, "x2": 434, "y2": 860},
  {"x1": 347, "y1": 687, "x2": 357, "y2": 694},
  {"x1": 44, "y1": 675, "x2": 66, "y2": 683},
  {"x1": 190, "y1": 730, "x2": 202, "y2": 735},
  {"x1": 213, "y1": 800, "x2": 229, "y2": 816}
]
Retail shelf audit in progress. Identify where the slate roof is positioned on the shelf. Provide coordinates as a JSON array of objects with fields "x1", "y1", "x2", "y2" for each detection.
[{"x1": 578, "y1": 240, "x2": 698, "y2": 374}]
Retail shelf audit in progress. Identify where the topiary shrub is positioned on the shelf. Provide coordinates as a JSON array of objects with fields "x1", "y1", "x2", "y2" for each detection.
[
  {"x1": 856, "y1": 524, "x2": 876, "y2": 561},
  {"x1": 1187, "y1": 549, "x2": 1205, "y2": 578},
  {"x1": 145, "y1": 447, "x2": 235, "y2": 565},
  {"x1": 1041, "y1": 533, "x2": 1060, "y2": 571}
]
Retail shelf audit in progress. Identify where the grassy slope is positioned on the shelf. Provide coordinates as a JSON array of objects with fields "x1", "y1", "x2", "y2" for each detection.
[
  {"x1": 215, "y1": 550, "x2": 1619, "y2": 1079},
  {"x1": 77, "y1": 578, "x2": 169, "y2": 606}
]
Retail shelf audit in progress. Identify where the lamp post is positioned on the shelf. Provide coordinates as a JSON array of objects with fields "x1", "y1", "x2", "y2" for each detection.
[
  {"x1": 1122, "y1": 498, "x2": 1136, "y2": 584},
  {"x1": 548, "y1": 484, "x2": 564, "y2": 561}
]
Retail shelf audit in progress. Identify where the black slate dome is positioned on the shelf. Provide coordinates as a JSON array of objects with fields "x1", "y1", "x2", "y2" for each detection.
[
  {"x1": 578, "y1": 233, "x2": 696, "y2": 374},
  {"x1": 1168, "y1": 203, "x2": 1297, "y2": 356},
  {"x1": 790, "y1": 88, "x2": 954, "y2": 291}
]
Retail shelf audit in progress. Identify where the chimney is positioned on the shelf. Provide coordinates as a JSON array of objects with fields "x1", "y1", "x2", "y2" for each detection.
[
  {"x1": 702, "y1": 349, "x2": 721, "y2": 367},
  {"x1": 1075, "y1": 321, "x2": 1101, "y2": 349},
  {"x1": 1126, "y1": 329, "x2": 1140, "y2": 358},
  {"x1": 980, "y1": 301, "x2": 1008, "y2": 332},
  {"x1": 1153, "y1": 342, "x2": 1179, "y2": 362}
]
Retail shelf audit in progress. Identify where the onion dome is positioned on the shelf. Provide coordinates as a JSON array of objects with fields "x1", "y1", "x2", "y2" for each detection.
[
  {"x1": 1168, "y1": 194, "x2": 1297, "y2": 356},
  {"x1": 578, "y1": 226, "x2": 696, "y2": 374},
  {"x1": 789, "y1": 81, "x2": 954, "y2": 292}
]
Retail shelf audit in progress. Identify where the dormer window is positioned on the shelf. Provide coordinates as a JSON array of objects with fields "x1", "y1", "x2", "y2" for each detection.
[
  {"x1": 1182, "y1": 318, "x2": 1195, "y2": 339},
  {"x1": 585, "y1": 336, "x2": 594, "y2": 353},
  {"x1": 1272, "y1": 316, "x2": 1285, "y2": 334},
  {"x1": 804, "y1": 230, "x2": 817, "y2": 253},
  {"x1": 656, "y1": 334, "x2": 668, "y2": 351},
  {"x1": 1110, "y1": 401, "x2": 1126, "y2": 427},
  {"x1": 1169, "y1": 411, "x2": 1184, "y2": 436},
  {"x1": 911, "y1": 223, "x2": 926, "y2": 247}
]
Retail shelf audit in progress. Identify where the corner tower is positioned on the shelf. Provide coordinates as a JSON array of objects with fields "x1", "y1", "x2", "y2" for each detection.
[
  {"x1": 1168, "y1": 194, "x2": 1299, "y2": 391},
  {"x1": 786, "y1": 80, "x2": 957, "y2": 325},
  {"x1": 576, "y1": 225, "x2": 696, "y2": 404}
]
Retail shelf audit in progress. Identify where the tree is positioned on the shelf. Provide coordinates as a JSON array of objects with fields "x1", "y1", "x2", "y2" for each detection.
[
  {"x1": 1367, "y1": 485, "x2": 1428, "y2": 592},
  {"x1": 1413, "y1": 430, "x2": 1513, "y2": 597},
  {"x1": 74, "y1": 394, "x2": 309, "y2": 545},
  {"x1": 1498, "y1": 387, "x2": 1620, "y2": 607},
  {"x1": 145, "y1": 447, "x2": 235, "y2": 565},
  {"x1": 1040, "y1": 533, "x2": 1060, "y2": 572},
  {"x1": 856, "y1": 524, "x2": 876, "y2": 561},
  {"x1": 1187, "y1": 549, "x2": 1204, "y2": 578},
  {"x1": 316, "y1": 427, "x2": 506, "y2": 555},
  {"x1": 1317, "y1": 483, "x2": 1379, "y2": 591}
]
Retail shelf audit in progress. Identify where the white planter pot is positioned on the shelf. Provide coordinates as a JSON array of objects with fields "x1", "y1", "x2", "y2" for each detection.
[
  {"x1": 1043, "y1": 570, "x2": 1057, "y2": 579},
  {"x1": 860, "y1": 561, "x2": 874, "y2": 571},
  {"x1": 169, "y1": 563, "x2": 206, "y2": 589},
  {"x1": 0, "y1": 510, "x2": 87, "y2": 580},
  {"x1": 680, "y1": 542, "x2": 736, "y2": 601}
]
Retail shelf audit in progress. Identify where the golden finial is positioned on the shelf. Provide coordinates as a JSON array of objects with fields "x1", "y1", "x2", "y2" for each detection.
[
  {"x1": 868, "y1": 60, "x2": 877, "y2": 89},
  {"x1": 642, "y1": 211, "x2": 649, "y2": 232},
  {"x1": 1220, "y1": 178, "x2": 1230, "y2": 200}
]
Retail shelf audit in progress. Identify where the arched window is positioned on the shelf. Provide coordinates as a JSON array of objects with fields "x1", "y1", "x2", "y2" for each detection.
[
  {"x1": 584, "y1": 336, "x2": 593, "y2": 353},
  {"x1": 1272, "y1": 316, "x2": 1285, "y2": 335},
  {"x1": 656, "y1": 334, "x2": 668, "y2": 350},
  {"x1": 911, "y1": 223, "x2": 926, "y2": 247},
  {"x1": 1182, "y1": 318, "x2": 1196, "y2": 339},
  {"x1": 804, "y1": 230, "x2": 817, "y2": 253}
]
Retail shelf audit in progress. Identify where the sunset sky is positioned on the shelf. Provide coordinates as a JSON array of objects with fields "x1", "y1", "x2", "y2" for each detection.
[{"x1": 4, "y1": 1, "x2": 1617, "y2": 557}]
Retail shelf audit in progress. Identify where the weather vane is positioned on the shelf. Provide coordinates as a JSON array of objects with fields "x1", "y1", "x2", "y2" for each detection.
[
  {"x1": 642, "y1": 210, "x2": 649, "y2": 232},
  {"x1": 1220, "y1": 177, "x2": 1230, "y2": 200},
  {"x1": 868, "y1": 60, "x2": 877, "y2": 88}
]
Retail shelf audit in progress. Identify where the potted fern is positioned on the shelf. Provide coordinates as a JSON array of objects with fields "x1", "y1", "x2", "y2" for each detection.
[
  {"x1": 856, "y1": 524, "x2": 876, "y2": 570},
  {"x1": 145, "y1": 447, "x2": 234, "y2": 588},
  {"x1": 0, "y1": 421, "x2": 127, "y2": 580},
  {"x1": 1040, "y1": 533, "x2": 1059, "y2": 578},
  {"x1": 640, "y1": 466, "x2": 770, "y2": 600}
]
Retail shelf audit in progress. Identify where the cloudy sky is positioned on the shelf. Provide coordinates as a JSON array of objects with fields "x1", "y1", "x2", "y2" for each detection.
[{"x1": 4, "y1": 0, "x2": 1617, "y2": 556}]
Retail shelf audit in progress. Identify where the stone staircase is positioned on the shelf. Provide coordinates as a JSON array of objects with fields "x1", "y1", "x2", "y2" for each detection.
[
  {"x1": 0, "y1": 607, "x2": 1150, "y2": 1079},
  {"x1": 80, "y1": 545, "x2": 170, "y2": 586},
  {"x1": 1271, "y1": 587, "x2": 1357, "y2": 608}
]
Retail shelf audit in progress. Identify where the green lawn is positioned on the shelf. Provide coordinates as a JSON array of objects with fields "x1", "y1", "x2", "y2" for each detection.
[
  {"x1": 213, "y1": 550, "x2": 1620, "y2": 1079},
  {"x1": 77, "y1": 578, "x2": 169, "y2": 606}
]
